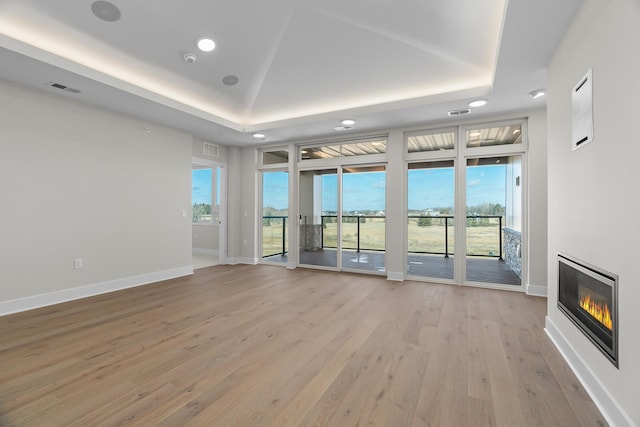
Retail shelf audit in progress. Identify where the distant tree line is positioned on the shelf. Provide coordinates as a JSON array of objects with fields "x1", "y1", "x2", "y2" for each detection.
[
  {"x1": 263, "y1": 206, "x2": 288, "y2": 226},
  {"x1": 192, "y1": 202, "x2": 211, "y2": 222},
  {"x1": 414, "y1": 203, "x2": 505, "y2": 228}
]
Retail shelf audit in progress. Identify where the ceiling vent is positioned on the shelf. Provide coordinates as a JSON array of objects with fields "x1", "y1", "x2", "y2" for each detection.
[
  {"x1": 203, "y1": 142, "x2": 219, "y2": 157},
  {"x1": 448, "y1": 108, "x2": 471, "y2": 117},
  {"x1": 49, "y1": 82, "x2": 82, "y2": 94},
  {"x1": 333, "y1": 125, "x2": 353, "y2": 131}
]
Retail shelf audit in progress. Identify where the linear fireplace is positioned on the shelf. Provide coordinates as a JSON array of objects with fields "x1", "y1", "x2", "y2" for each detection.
[{"x1": 558, "y1": 253, "x2": 618, "y2": 368}]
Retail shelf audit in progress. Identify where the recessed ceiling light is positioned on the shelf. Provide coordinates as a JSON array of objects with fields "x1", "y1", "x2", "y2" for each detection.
[
  {"x1": 341, "y1": 119, "x2": 356, "y2": 126},
  {"x1": 530, "y1": 89, "x2": 546, "y2": 99},
  {"x1": 222, "y1": 75, "x2": 239, "y2": 86},
  {"x1": 91, "y1": 1, "x2": 121, "y2": 22},
  {"x1": 253, "y1": 133, "x2": 265, "y2": 139},
  {"x1": 197, "y1": 38, "x2": 216, "y2": 52},
  {"x1": 468, "y1": 99, "x2": 487, "y2": 108}
]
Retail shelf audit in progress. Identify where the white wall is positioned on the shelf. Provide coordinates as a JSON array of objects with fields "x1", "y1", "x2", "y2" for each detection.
[
  {"x1": 526, "y1": 109, "x2": 548, "y2": 294},
  {"x1": 0, "y1": 80, "x2": 193, "y2": 312},
  {"x1": 192, "y1": 224, "x2": 219, "y2": 252},
  {"x1": 226, "y1": 146, "x2": 258, "y2": 264},
  {"x1": 385, "y1": 129, "x2": 405, "y2": 279},
  {"x1": 192, "y1": 137, "x2": 229, "y2": 162},
  {"x1": 546, "y1": 0, "x2": 640, "y2": 425},
  {"x1": 505, "y1": 155, "x2": 521, "y2": 230}
]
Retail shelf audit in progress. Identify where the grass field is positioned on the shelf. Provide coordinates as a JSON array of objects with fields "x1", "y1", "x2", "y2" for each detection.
[
  {"x1": 262, "y1": 218, "x2": 288, "y2": 257},
  {"x1": 262, "y1": 217, "x2": 503, "y2": 257}
]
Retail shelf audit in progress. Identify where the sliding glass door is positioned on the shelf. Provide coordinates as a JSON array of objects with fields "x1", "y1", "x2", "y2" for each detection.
[
  {"x1": 298, "y1": 168, "x2": 338, "y2": 269},
  {"x1": 406, "y1": 121, "x2": 525, "y2": 288},
  {"x1": 298, "y1": 164, "x2": 386, "y2": 274},
  {"x1": 407, "y1": 160, "x2": 455, "y2": 280},
  {"x1": 341, "y1": 165, "x2": 386, "y2": 273},
  {"x1": 465, "y1": 155, "x2": 521, "y2": 286}
]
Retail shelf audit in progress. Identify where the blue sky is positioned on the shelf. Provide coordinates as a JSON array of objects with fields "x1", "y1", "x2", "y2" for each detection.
[
  {"x1": 260, "y1": 165, "x2": 506, "y2": 211},
  {"x1": 262, "y1": 171, "x2": 289, "y2": 209},
  {"x1": 408, "y1": 164, "x2": 506, "y2": 209},
  {"x1": 466, "y1": 164, "x2": 506, "y2": 207},
  {"x1": 192, "y1": 168, "x2": 212, "y2": 204}
]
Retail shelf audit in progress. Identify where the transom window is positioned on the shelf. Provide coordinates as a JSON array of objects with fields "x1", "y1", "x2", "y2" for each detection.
[
  {"x1": 466, "y1": 124, "x2": 522, "y2": 148},
  {"x1": 262, "y1": 149, "x2": 289, "y2": 165},
  {"x1": 407, "y1": 129, "x2": 456, "y2": 153},
  {"x1": 300, "y1": 138, "x2": 386, "y2": 161}
]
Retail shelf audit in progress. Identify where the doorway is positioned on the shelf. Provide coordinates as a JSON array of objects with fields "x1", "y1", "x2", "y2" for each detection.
[
  {"x1": 192, "y1": 158, "x2": 227, "y2": 268},
  {"x1": 405, "y1": 121, "x2": 525, "y2": 288},
  {"x1": 298, "y1": 165, "x2": 386, "y2": 274},
  {"x1": 407, "y1": 160, "x2": 455, "y2": 280},
  {"x1": 261, "y1": 170, "x2": 289, "y2": 264},
  {"x1": 464, "y1": 155, "x2": 521, "y2": 286}
]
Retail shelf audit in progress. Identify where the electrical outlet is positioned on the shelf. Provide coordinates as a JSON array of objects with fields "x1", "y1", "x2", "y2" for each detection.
[{"x1": 74, "y1": 258, "x2": 83, "y2": 269}]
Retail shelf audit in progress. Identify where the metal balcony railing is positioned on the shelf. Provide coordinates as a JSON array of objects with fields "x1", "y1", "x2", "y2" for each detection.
[
  {"x1": 407, "y1": 215, "x2": 504, "y2": 259},
  {"x1": 262, "y1": 216, "x2": 287, "y2": 257},
  {"x1": 262, "y1": 215, "x2": 504, "y2": 259}
]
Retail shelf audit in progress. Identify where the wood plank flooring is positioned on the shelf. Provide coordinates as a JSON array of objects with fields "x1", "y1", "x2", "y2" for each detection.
[{"x1": 0, "y1": 264, "x2": 607, "y2": 426}]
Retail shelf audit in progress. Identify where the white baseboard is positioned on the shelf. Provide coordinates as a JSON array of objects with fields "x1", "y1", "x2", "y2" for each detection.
[
  {"x1": 226, "y1": 257, "x2": 258, "y2": 265},
  {"x1": 526, "y1": 283, "x2": 548, "y2": 297},
  {"x1": 545, "y1": 316, "x2": 634, "y2": 427},
  {"x1": 192, "y1": 248, "x2": 219, "y2": 256},
  {"x1": 0, "y1": 266, "x2": 193, "y2": 317},
  {"x1": 387, "y1": 271, "x2": 404, "y2": 281}
]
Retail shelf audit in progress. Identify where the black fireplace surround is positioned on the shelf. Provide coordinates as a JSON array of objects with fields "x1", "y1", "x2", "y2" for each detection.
[{"x1": 557, "y1": 253, "x2": 618, "y2": 368}]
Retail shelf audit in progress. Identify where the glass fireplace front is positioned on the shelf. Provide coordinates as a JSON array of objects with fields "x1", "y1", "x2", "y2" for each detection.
[{"x1": 558, "y1": 253, "x2": 618, "y2": 367}]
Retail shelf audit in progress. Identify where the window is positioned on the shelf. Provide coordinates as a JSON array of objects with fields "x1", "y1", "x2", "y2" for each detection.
[
  {"x1": 262, "y1": 149, "x2": 289, "y2": 165},
  {"x1": 466, "y1": 124, "x2": 522, "y2": 148},
  {"x1": 192, "y1": 167, "x2": 212, "y2": 223},
  {"x1": 300, "y1": 138, "x2": 387, "y2": 160},
  {"x1": 407, "y1": 129, "x2": 455, "y2": 153}
]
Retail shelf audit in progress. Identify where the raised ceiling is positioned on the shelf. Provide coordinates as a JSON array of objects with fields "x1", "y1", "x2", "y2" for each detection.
[{"x1": 0, "y1": 0, "x2": 582, "y2": 146}]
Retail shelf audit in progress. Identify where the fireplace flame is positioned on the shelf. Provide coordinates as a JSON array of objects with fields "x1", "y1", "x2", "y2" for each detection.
[{"x1": 579, "y1": 293, "x2": 612, "y2": 331}]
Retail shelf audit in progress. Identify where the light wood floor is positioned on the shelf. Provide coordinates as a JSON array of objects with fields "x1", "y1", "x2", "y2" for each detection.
[{"x1": 0, "y1": 265, "x2": 607, "y2": 426}]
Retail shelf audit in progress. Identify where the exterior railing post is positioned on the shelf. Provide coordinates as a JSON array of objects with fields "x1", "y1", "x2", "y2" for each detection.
[
  {"x1": 357, "y1": 216, "x2": 361, "y2": 253},
  {"x1": 499, "y1": 216, "x2": 503, "y2": 260},
  {"x1": 282, "y1": 217, "x2": 286, "y2": 256},
  {"x1": 444, "y1": 216, "x2": 449, "y2": 258}
]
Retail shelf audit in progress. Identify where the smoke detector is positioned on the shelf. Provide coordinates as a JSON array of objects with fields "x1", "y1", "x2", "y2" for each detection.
[{"x1": 184, "y1": 53, "x2": 197, "y2": 64}]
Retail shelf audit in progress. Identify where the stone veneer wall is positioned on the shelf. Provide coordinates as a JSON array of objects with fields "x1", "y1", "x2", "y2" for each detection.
[
  {"x1": 504, "y1": 228, "x2": 522, "y2": 279},
  {"x1": 300, "y1": 224, "x2": 322, "y2": 251}
]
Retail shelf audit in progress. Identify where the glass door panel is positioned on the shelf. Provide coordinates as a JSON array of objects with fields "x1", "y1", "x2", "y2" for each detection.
[
  {"x1": 261, "y1": 171, "x2": 288, "y2": 263},
  {"x1": 299, "y1": 169, "x2": 338, "y2": 268},
  {"x1": 407, "y1": 160, "x2": 455, "y2": 280},
  {"x1": 465, "y1": 156, "x2": 521, "y2": 286},
  {"x1": 341, "y1": 165, "x2": 386, "y2": 273}
]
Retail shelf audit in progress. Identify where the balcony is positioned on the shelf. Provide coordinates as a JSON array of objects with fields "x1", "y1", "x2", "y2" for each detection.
[{"x1": 262, "y1": 215, "x2": 520, "y2": 285}]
